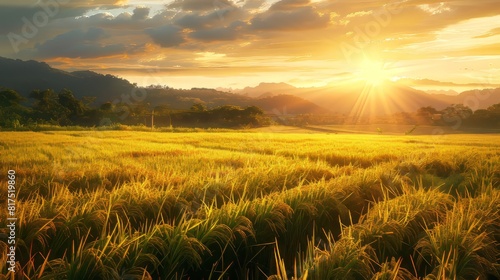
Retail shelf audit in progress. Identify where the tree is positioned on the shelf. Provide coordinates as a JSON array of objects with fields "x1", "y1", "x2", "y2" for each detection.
[
  {"x1": 467, "y1": 109, "x2": 491, "y2": 127},
  {"x1": 153, "y1": 105, "x2": 170, "y2": 116},
  {"x1": 190, "y1": 103, "x2": 207, "y2": 112},
  {"x1": 57, "y1": 89, "x2": 88, "y2": 124},
  {"x1": 456, "y1": 103, "x2": 499, "y2": 128},
  {"x1": 417, "y1": 106, "x2": 438, "y2": 116},
  {"x1": 153, "y1": 104, "x2": 172, "y2": 128},
  {"x1": 486, "y1": 103, "x2": 500, "y2": 127},
  {"x1": 131, "y1": 102, "x2": 151, "y2": 126},
  {"x1": 212, "y1": 105, "x2": 243, "y2": 122},
  {"x1": 416, "y1": 106, "x2": 439, "y2": 125},
  {"x1": 441, "y1": 104, "x2": 472, "y2": 128},
  {"x1": 0, "y1": 88, "x2": 24, "y2": 107},
  {"x1": 100, "y1": 102, "x2": 113, "y2": 112},
  {"x1": 0, "y1": 88, "x2": 28, "y2": 128},
  {"x1": 487, "y1": 103, "x2": 500, "y2": 113},
  {"x1": 244, "y1": 106, "x2": 264, "y2": 116},
  {"x1": 443, "y1": 104, "x2": 472, "y2": 119},
  {"x1": 30, "y1": 89, "x2": 70, "y2": 125}
]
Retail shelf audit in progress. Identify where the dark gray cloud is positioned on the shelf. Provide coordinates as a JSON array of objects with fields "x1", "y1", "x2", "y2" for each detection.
[
  {"x1": 174, "y1": 6, "x2": 245, "y2": 29},
  {"x1": 251, "y1": 6, "x2": 329, "y2": 31},
  {"x1": 0, "y1": 0, "x2": 125, "y2": 33},
  {"x1": 36, "y1": 28, "x2": 127, "y2": 58},
  {"x1": 2, "y1": 0, "x2": 500, "y2": 67},
  {"x1": 189, "y1": 21, "x2": 247, "y2": 42},
  {"x1": 174, "y1": 12, "x2": 220, "y2": 29},
  {"x1": 146, "y1": 25, "x2": 186, "y2": 47},
  {"x1": 0, "y1": 0, "x2": 127, "y2": 58},
  {"x1": 0, "y1": 5, "x2": 85, "y2": 34},
  {"x1": 168, "y1": 0, "x2": 236, "y2": 12},
  {"x1": 132, "y1": 7, "x2": 150, "y2": 21}
]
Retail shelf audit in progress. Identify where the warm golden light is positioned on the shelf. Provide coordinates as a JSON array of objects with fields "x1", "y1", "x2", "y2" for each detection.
[
  {"x1": 346, "y1": 58, "x2": 403, "y2": 123},
  {"x1": 356, "y1": 59, "x2": 392, "y2": 86}
]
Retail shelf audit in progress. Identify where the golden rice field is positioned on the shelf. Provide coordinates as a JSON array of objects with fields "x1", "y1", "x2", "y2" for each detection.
[{"x1": 0, "y1": 130, "x2": 499, "y2": 279}]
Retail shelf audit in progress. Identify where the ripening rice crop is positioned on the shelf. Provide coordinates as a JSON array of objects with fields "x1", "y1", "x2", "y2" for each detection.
[{"x1": 0, "y1": 131, "x2": 499, "y2": 279}]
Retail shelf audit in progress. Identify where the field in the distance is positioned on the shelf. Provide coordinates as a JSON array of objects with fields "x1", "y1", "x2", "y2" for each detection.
[{"x1": 1, "y1": 131, "x2": 499, "y2": 279}]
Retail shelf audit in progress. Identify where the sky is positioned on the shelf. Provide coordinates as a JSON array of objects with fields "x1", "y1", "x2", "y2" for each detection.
[{"x1": 1, "y1": 0, "x2": 500, "y2": 90}]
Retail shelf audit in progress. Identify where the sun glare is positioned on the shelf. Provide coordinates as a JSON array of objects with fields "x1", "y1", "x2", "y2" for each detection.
[
  {"x1": 346, "y1": 58, "x2": 402, "y2": 123},
  {"x1": 356, "y1": 59, "x2": 392, "y2": 86}
]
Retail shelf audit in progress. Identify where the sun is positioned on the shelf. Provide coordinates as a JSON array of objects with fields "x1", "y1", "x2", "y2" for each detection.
[{"x1": 356, "y1": 59, "x2": 392, "y2": 86}]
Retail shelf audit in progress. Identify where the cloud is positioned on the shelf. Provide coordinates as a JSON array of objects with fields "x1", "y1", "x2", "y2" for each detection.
[
  {"x1": 0, "y1": 0, "x2": 122, "y2": 6},
  {"x1": 474, "y1": 27, "x2": 500, "y2": 39},
  {"x1": 251, "y1": 6, "x2": 329, "y2": 31},
  {"x1": 36, "y1": 28, "x2": 127, "y2": 58},
  {"x1": 0, "y1": 5, "x2": 83, "y2": 34},
  {"x1": 398, "y1": 77, "x2": 500, "y2": 88},
  {"x1": 174, "y1": 10, "x2": 227, "y2": 29},
  {"x1": 269, "y1": 0, "x2": 310, "y2": 11},
  {"x1": 168, "y1": 0, "x2": 236, "y2": 12},
  {"x1": 318, "y1": 0, "x2": 500, "y2": 35},
  {"x1": 132, "y1": 7, "x2": 150, "y2": 21},
  {"x1": 407, "y1": 0, "x2": 500, "y2": 31},
  {"x1": 175, "y1": 13, "x2": 212, "y2": 29},
  {"x1": 242, "y1": 0, "x2": 267, "y2": 10},
  {"x1": 174, "y1": 5, "x2": 247, "y2": 29},
  {"x1": 189, "y1": 21, "x2": 247, "y2": 42},
  {"x1": 146, "y1": 25, "x2": 186, "y2": 48},
  {"x1": 3, "y1": 0, "x2": 500, "y2": 89},
  {"x1": 455, "y1": 43, "x2": 500, "y2": 56}
]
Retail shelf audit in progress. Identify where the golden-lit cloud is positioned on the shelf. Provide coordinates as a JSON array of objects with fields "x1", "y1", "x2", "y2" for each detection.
[
  {"x1": 0, "y1": 0, "x2": 499, "y2": 88},
  {"x1": 474, "y1": 27, "x2": 500, "y2": 39}
]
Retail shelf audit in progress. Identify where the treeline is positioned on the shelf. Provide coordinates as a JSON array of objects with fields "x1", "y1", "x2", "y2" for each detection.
[
  {"x1": 387, "y1": 104, "x2": 500, "y2": 128},
  {"x1": 419, "y1": 104, "x2": 500, "y2": 128},
  {"x1": 2, "y1": 86, "x2": 498, "y2": 129},
  {"x1": 0, "y1": 87, "x2": 269, "y2": 129},
  {"x1": 169, "y1": 104, "x2": 270, "y2": 128},
  {"x1": 275, "y1": 104, "x2": 500, "y2": 128}
]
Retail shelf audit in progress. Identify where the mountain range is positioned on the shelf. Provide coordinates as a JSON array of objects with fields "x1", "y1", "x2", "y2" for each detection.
[
  {"x1": 1, "y1": 57, "x2": 499, "y2": 116},
  {"x1": 228, "y1": 81, "x2": 500, "y2": 115},
  {"x1": 0, "y1": 57, "x2": 326, "y2": 115}
]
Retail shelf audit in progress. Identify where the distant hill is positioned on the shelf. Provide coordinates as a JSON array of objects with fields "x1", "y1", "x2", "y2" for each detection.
[
  {"x1": 143, "y1": 88, "x2": 329, "y2": 114},
  {"x1": 0, "y1": 57, "x2": 327, "y2": 115},
  {"x1": 425, "y1": 89, "x2": 459, "y2": 96},
  {"x1": 0, "y1": 57, "x2": 135, "y2": 104},
  {"x1": 239, "y1": 82, "x2": 299, "y2": 98},
  {"x1": 430, "y1": 88, "x2": 500, "y2": 109},
  {"x1": 2, "y1": 57, "x2": 498, "y2": 116},
  {"x1": 315, "y1": 81, "x2": 453, "y2": 114},
  {"x1": 234, "y1": 81, "x2": 500, "y2": 115},
  {"x1": 254, "y1": 94, "x2": 330, "y2": 114}
]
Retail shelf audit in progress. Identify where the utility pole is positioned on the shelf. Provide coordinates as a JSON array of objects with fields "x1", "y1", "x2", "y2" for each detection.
[
  {"x1": 151, "y1": 109, "x2": 154, "y2": 130},
  {"x1": 168, "y1": 110, "x2": 172, "y2": 129}
]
